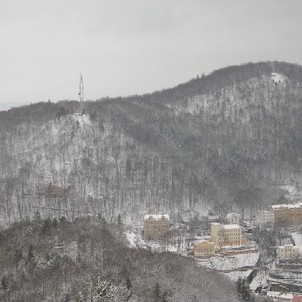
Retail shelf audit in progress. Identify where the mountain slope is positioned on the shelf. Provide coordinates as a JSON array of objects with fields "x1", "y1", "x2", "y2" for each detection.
[
  {"x1": 0, "y1": 218, "x2": 240, "y2": 302},
  {"x1": 1, "y1": 61, "x2": 302, "y2": 225}
]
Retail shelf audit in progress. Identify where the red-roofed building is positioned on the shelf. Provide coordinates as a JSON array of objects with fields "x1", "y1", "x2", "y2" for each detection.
[{"x1": 291, "y1": 295, "x2": 302, "y2": 302}]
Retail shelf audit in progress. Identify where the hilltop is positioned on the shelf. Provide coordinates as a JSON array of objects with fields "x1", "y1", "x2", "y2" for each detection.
[{"x1": 1, "y1": 61, "x2": 302, "y2": 225}]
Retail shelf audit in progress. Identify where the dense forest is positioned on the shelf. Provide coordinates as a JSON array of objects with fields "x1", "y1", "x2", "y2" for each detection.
[
  {"x1": 0, "y1": 218, "x2": 241, "y2": 302},
  {"x1": 1, "y1": 61, "x2": 302, "y2": 226}
]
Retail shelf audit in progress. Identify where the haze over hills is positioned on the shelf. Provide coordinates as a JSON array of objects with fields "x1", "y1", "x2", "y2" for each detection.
[
  {"x1": 0, "y1": 103, "x2": 28, "y2": 111},
  {"x1": 1, "y1": 61, "x2": 302, "y2": 226}
]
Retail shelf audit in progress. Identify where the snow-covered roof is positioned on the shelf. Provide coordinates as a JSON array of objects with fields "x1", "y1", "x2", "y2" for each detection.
[
  {"x1": 193, "y1": 239, "x2": 213, "y2": 245},
  {"x1": 226, "y1": 213, "x2": 239, "y2": 217},
  {"x1": 272, "y1": 202, "x2": 302, "y2": 210},
  {"x1": 144, "y1": 214, "x2": 170, "y2": 221},
  {"x1": 267, "y1": 291, "x2": 293, "y2": 300},
  {"x1": 260, "y1": 210, "x2": 273, "y2": 213},
  {"x1": 277, "y1": 244, "x2": 299, "y2": 250},
  {"x1": 223, "y1": 224, "x2": 240, "y2": 230}
]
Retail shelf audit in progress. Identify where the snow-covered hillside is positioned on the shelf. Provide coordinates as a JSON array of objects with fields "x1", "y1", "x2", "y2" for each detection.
[
  {"x1": 1, "y1": 61, "x2": 302, "y2": 227},
  {"x1": 0, "y1": 111, "x2": 210, "y2": 226}
]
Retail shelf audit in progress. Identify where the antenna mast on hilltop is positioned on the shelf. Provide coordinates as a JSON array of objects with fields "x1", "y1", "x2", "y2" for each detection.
[{"x1": 78, "y1": 73, "x2": 84, "y2": 114}]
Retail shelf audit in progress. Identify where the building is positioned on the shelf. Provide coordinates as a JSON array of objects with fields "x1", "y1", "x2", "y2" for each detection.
[
  {"x1": 45, "y1": 183, "x2": 71, "y2": 198},
  {"x1": 226, "y1": 213, "x2": 240, "y2": 225},
  {"x1": 254, "y1": 210, "x2": 275, "y2": 227},
  {"x1": 276, "y1": 244, "x2": 299, "y2": 259},
  {"x1": 193, "y1": 240, "x2": 215, "y2": 257},
  {"x1": 211, "y1": 223, "x2": 224, "y2": 246},
  {"x1": 273, "y1": 203, "x2": 302, "y2": 226},
  {"x1": 211, "y1": 223, "x2": 242, "y2": 247},
  {"x1": 291, "y1": 295, "x2": 302, "y2": 302},
  {"x1": 223, "y1": 224, "x2": 243, "y2": 246},
  {"x1": 143, "y1": 214, "x2": 170, "y2": 240}
]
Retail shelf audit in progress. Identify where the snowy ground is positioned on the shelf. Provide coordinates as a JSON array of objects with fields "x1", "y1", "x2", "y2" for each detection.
[
  {"x1": 249, "y1": 268, "x2": 271, "y2": 291},
  {"x1": 271, "y1": 72, "x2": 287, "y2": 84},
  {"x1": 125, "y1": 231, "x2": 148, "y2": 249},
  {"x1": 196, "y1": 251, "x2": 260, "y2": 271},
  {"x1": 124, "y1": 231, "x2": 188, "y2": 253},
  {"x1": 266, "y1": 291, "x2": 294, "y2": 301},
  {"x1": 222, "y1": 269, "x2": 253, "y2": 282},
  {"x1": 195, "y1": 251, "x2": 260, "y2": 282}
]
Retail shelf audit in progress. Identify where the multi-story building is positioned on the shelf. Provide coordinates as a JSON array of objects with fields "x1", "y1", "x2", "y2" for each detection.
[
  {"x1": 226, "y1": 213, "x2": 240, "y2": 225},
  {"x1": 143, "y1": 214, "x2": 170, "y2": 240},
  {"x1": 254, "y1": 210, "x2": 275, "y2": 227},
  {"x1": 272, "y1": 203, "x2": 302, "y2": 226},
  {"x1": 211, "y1": 223, "x2": 224, "y2": 246},
  {"x1": 223, "y1": 224, "x2": 242, "y2": 246},
  {"x1": 193, "y1": 240, "x2": 215, "y2": 257},
  {"x1": 211, "y1": 223, "x2": 242, "y2": 247},
  {"x1": 276, "y1": 244, "x2": 299, "y2": 259}
]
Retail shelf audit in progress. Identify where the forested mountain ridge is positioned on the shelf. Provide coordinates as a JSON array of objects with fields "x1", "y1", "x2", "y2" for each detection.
[{"x1": 1, "y1": 61, "x2": 302, "y2": 226}]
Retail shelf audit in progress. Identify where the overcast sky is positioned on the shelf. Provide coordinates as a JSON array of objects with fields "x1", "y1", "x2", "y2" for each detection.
[{"x1": 1, "y1": 0, "x2": 302, "y2": 110}]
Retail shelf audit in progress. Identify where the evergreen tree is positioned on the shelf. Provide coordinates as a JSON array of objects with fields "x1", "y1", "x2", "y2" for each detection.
[
  {"x1": 52, "y1": 218, "x2": 59, "y2": 228},
  {"x1": 62, "y1": 293, "x2": 71, "y2": 302},
  {"x1": 59, "y1": 216, "x2": 67, "y2": 225},
  {"x1": 34, "y1": 210, "x2": 41, "y2": 222},
  {"x1": 27, "y1": 245, "x2": 34, "y2": 263},
  {"x1": 126, "y1": 274, "x2": 131, "y2": 291},
  {"x1": 14, "y1": 248, "x2": 23, "y2": 266},
  {"x1": 41, "y1": 217, "x2": 52, "y2": 235},
  {"x1": 153, "y1": 283, "x2": 161, "y2": 302},
  {"x1": 56, "y1": 106, "x2": 68, "y2": 119},
  {"x1": 1, "y1": 276, "x2": 8, "y2": 290},
  {"x1": 117, "y1": 214, "x2": 122, "y2": 227},
  {"x1": 237, "y1": 277, "x2": 254, "y2": 301},
  {"x1": 162, "y1": 290, "x2": 169, "y2": 302}
]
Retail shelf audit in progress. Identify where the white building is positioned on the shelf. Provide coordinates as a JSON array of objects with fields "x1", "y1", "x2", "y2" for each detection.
[
  {"x1": 276, "y1": 244, "x2": 299, "y2": 259},
  {"x1": 254, "y1": 210, "x2": 274, "y2": 227},
  {"x1": 226, "y1": 213, "x2": 240, "y2": 225}
]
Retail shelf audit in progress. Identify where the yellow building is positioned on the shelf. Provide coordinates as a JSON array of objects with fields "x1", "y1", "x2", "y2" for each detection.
[
  {"x1": 193, "y1": 240, "x2": 215, "y2": 257},
  {"x1": 276, "y1": 244, "x2": 299, "y2": 259},
  {"x1": 144, "y1": 214, "x2": 170, "y2": 240},
  {"x1": 211, "y1": 223, "x2": 224, "y2": 246},
  {"x1": 211, "y1": 223, "x2": 242, "y2": 247}
]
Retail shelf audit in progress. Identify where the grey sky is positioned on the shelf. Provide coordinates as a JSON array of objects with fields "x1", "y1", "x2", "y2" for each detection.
[{"x1": 1, "y1": 0, "x2": 302, "y2": 109}]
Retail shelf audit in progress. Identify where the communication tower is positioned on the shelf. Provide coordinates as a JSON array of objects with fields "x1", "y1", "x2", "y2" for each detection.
[{"x1": 78, "y1": 73, "x2": 84, "y2": 114}]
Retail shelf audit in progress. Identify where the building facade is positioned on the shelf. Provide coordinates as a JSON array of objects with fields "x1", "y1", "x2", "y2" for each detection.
[
  {"x1": 276, "y1": 244, "x2": 299, "y2": 259},
  {"x1": 143, "y1": 214, "x2": 170, "y2": 240},
  {"x1": 211, "y1": 223, "x2": 242, "y2": 247},
  {"x1": 226, "y1": 213, "x2": 240, "y2": 225},
  {"x1": 211, "y1": 223, "x2": 224, "y2": 246},
  {"x1": 273, "y1": 203, "x2": 302, "y2": 226},
  {"x1": 255, "y1": 210, "x2": 275, "y2": 227},
  {"x1": 193, "y1": 240, "x2": 215, "y2": 257}
]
